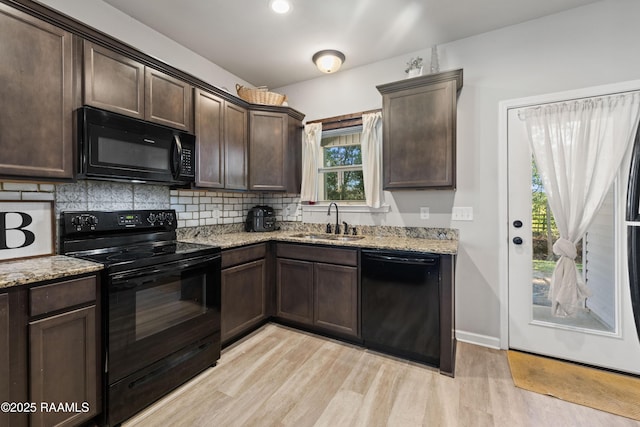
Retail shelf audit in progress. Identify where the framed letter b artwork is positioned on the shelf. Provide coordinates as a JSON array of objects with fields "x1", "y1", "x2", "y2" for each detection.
[{"x1": 0, "y1": 201, "x2": 55, "y2": 261}]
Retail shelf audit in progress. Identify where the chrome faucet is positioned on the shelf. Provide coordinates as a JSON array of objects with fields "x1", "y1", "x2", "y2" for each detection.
[{"x1": 327, "y1": 202, "x2": 340, "y2": 234}]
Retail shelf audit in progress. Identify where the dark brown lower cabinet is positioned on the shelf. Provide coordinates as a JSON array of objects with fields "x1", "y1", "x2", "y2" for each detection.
[
  {"x1": 314, "y1": 263, "x2": 358, "y2": 336},
  {"x1": 221, "y1": 259, "x2": 266, "y2": 343},
  {"x1": 221, "y1": 244, "x2": 270, "y2": 345},
  {"x1": 276, "y1": 244, "x2": 359, "y2": 338},
  {"x1": 0, "y1": 275, "x2": 99, "y2": 427},
  {"x1": 276, "y1": 258, "x2": 314, "y2": 325},
  {"x1": 0, "y1": 293, "x2": 9, "y2": 427},
  {"x1": 29, "y1": 306, "x2": 97, "y2": 427}
]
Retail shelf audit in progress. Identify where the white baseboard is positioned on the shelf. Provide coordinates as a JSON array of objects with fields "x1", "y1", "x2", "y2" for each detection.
[{"x1": 456, "y1": 330, "x2": 502, "y2": 350}]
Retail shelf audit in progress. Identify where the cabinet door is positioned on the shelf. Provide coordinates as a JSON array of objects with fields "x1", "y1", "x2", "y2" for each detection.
[
  {"x1": 30, "y1": 306, "x2": 97, "y2": 427},
  {"x1": 195, "y1": 89, "x2": 224, "y2": 188},
  {"x1": 276, "y1": 258, "x2": 313, "y2": 325},
  {"x1": 145, "y1": 67, "x2": 193, "y2": 131},
  {"x1": 221, "y1": 259, "x2": 266, "y2": 343},
  {"x1": 0, "y1": 294, "x2": 8, "y2": 427},
  {"x1": 0, "y1": 5, "x2": 74, "y2": 179},
  {"x1": 382, "y1": 78, "x2": 457, "y2": 189},
  {"x1": 314, "y1": 263, "x2": 358, "y2": 337},
  {"x1": 249, "y1": 111, "x2": 287, "y2": 191},
  {"x1": 83, "y1": 41, "x2": 144, "y2": 119},
  {"x1": 225, "y1": 103, "x2": 249, "y2": 190}
]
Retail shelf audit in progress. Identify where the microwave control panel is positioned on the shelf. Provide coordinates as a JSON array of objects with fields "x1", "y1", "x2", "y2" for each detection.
[{"x1": 182, "y1": 148, "x2": 194, "y2": 177}]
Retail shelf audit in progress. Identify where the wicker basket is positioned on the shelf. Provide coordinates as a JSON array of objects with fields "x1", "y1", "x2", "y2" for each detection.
[{"x1": 236, "y1": 84, "x2": 287, "y2": 106}]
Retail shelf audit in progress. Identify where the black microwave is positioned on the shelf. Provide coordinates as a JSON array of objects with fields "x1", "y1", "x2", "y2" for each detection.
[{"x1": 78, "y1": 106, "x2": 195, "y2": 185}]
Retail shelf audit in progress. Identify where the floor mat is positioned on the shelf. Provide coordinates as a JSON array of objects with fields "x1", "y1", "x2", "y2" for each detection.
[{"x1": 507, "y1": 350, "x2": 640, "y2": 421}]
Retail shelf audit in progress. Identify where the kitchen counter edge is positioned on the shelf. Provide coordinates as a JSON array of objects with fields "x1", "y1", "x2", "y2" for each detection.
[
  {"x1": 0, "y1": 255, "x2": 104, "y2": 290},
  {"x1": 184, "y1": 231, "x2": 459, "y2": 255}
]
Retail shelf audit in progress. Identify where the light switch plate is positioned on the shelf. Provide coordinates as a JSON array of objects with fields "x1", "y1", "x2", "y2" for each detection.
[
  {"x1": 420, "y1": 207, "x2": 430, "y2": 220},
  {"x1": 452, "y1": 206, "x2": 473, "y2": 221}
]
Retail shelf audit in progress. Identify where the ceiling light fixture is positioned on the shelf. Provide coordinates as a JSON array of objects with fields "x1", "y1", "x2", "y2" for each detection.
[
  {"x1": 312, "y1": 50, "x2": 346, "y2": 74},
  {"x1": 269, "y1": 0, "x2": 291, "y2": 14}
]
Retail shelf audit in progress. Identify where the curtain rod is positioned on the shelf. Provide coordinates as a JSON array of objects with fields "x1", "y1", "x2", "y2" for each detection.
[{"x1": 307, "y1": 109, "x2": 381, "y2": 126}]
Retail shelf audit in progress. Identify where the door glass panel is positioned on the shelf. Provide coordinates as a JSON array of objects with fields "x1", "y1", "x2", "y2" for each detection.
[
  {"x1": 531, "y1": 157, "x2": 615, "y2": 332},
  {"x1": 135, "y1": 274, "x2": 207, "y2": 340}
]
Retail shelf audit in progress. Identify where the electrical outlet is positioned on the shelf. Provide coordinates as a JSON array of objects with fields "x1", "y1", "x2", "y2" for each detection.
[
  {"x1": 452, "y1": 207, "x2": 473, "y2": 221},
  {"x1": 420, "y1": 207, "x2": 430, "y2": 220}
]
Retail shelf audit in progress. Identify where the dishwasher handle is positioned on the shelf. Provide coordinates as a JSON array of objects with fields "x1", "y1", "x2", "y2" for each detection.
[{"x1": 363, "y1": 252, "x2": 438, "y2": 265}]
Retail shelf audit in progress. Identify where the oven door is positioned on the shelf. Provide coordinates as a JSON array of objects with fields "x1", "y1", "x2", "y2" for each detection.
[{"x1": 107, "y1": 254, "x2": 221, "y2": 383}]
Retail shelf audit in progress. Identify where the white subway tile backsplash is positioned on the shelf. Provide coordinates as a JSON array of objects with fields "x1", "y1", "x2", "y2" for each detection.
[
  {"x1": 0, "y1": 191, "x2": 21, "y2": 200},
  {"x1": 22, "y1": 192, "x2": 55, "y2": 201},
  {"x1": 185, "y1": 219, "x2": 199, "y2": 227},
  {"x1": 2, "y1": 182, "x2": 39, "y2": 191},
  {"x1": 178, "y1": 212, "x2": 192, "y2": 220},
  {"x1": 186, "y1": 204, "x2": 199, "y2": 212},
  {"x1": 178, "y1": 196, "x2": 193, "y2": 204},
  {"x1": 38, "y1": 184, "x2": 55, "y2": 192}
]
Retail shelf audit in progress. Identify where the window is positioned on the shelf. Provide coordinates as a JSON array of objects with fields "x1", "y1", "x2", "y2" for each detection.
[{"x1": 318, "y1": 127, "x2": 364, "y2": 201}]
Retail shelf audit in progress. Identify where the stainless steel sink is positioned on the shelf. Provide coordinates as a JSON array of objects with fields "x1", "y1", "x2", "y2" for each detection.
[
  {"x1": 331, "y1": 235, "x2": 365, "y2": 241},
  {"x1": 290, "y1": 233, "x2": 333, "y2": 240},
  {"x1": 289, "y1": 233, "x2": 365, "y2": 241}
]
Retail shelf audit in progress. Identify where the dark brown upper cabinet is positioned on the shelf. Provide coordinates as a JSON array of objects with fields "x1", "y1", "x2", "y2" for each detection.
[
  {"x1": 195, "y1": 89, "x2": 248, "y2": 190},
  {"x1": 83, "y1": 41, "x2": 144, "y2": 119},
  {"x1": 84, "y1": 41, "x2": 193, "y2": 132},
  {"x1": 0, "y1": 4, "x2": 74, "y2": 180},
  {"x1": 249, "y1": 107, "x2": 304, "y2": 192},
  {"x1": 377, "y1": 69, "x2": 463, "y2": 190}
]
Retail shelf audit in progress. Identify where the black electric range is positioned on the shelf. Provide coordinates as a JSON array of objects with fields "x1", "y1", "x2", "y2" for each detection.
[{"x1": 60, "y1": 209, "x2": 221, "y2": 426}]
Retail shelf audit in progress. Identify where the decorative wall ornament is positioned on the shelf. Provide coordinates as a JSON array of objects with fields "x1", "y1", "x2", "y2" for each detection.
[{"x1": 0, "y1": 200, "x2": 54, "y2": 261}]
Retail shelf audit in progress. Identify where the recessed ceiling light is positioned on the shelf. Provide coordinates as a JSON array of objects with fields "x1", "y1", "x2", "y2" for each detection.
[{"x1": 269, "y1": 0, "x2": 291, "y2": 14}]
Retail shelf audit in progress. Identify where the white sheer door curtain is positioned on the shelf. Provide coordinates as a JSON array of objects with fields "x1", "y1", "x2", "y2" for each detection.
[{"x1": 520, "y1": 92, "x2": 640, "y2": 317}]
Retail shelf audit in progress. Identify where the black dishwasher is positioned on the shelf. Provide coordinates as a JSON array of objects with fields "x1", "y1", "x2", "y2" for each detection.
[{"x1": 361, "y1": 249, "x2": 440, "y2": 366}]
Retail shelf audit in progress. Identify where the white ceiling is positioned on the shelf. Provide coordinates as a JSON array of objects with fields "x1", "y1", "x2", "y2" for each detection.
[{"x1": 102, "y1": 0, "x2": 598, "y2": 89}]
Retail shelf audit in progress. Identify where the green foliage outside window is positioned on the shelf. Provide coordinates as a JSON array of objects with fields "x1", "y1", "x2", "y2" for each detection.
[{"x1": 322, "y1": 144, "x2": 364, "y2": 201}]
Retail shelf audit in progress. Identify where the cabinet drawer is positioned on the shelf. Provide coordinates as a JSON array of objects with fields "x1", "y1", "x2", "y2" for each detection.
[
  {"x1": 222, "y1": 243, "x2": 267, "y2": 269},
  {"x1": 30, "y1": 276, "x2": 97, "y2": 317},
  {"x1": 276, "y1": 243, "x2": 357, "y2": 267}
]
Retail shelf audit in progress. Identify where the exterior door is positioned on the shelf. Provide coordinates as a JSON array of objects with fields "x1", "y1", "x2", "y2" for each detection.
[{"x1": 506, "y1": 89, "x2": 640, "y2": 375}]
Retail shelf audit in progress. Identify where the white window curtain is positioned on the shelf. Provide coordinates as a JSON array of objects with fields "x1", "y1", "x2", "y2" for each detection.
[
  {"x1": 300, "y1": 122, "x2": 322, "y2": 202},
  {"x1": 520, "y1": 92, "x2": 640, "y2": 317},
  {"x1": 361, "y1": 112, "x2": 384, "y2": 208}
]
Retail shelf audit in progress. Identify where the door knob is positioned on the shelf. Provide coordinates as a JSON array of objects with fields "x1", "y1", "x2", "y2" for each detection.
[
  {"x1": 513, "y1": 237, "x2": 523, "y2": 245},
  {"x1": 513, "y1": 220, "x2": 523, "y2": 228}
]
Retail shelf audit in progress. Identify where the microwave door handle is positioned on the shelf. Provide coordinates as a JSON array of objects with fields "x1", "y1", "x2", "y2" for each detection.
[{"x1": 172, "y1": 134, "x2": 183, "y2": 180}]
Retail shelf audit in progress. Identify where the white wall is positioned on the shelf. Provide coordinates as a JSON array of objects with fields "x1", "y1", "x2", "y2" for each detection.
[
  {"x1": 36, "y1": 0, "x2": 252, "y2": 92},
  {"x1": 276, "y1": 0, "x2": 640, "y2": 345}
]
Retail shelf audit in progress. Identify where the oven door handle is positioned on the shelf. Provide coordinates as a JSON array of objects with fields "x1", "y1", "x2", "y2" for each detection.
[{"x1": 110, "y1": 254, "x2": 220, "y2": 282}]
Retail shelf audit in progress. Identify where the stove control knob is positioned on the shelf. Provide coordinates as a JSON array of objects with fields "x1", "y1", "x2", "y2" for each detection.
[
  {"x1": 71, "y1": 216, "x2": 82, "y2": 226},
  {"x1": 85, "y1": 216, "x2": 96, "y2": 226},
  {"x1": 166, "y1": 212, "x2": 174, "y2": 224},
  {"x1": 147, "y1": 213, "x2": 157, "y2": 225}
]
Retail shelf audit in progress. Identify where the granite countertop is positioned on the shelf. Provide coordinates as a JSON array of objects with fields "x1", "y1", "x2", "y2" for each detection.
[
  {"x1": 183, "y1": 230, "x2": 459, "y2": 254},
  {"x1": 0, "y1": 255, "x2": 104, "y2": 290}
]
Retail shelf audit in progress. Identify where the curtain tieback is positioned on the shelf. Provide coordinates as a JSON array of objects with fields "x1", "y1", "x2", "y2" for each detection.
[{"x1": 553, "y1": 238, "x2": 577, "y2": 260}]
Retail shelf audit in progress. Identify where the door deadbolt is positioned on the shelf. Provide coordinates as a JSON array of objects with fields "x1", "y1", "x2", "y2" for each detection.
[
  {"x1": 513, "y1": 237, "x2": 523, "y2": 245},
  {"x1": 513, "y1": 220, "x2": 523, "y2": 228}
]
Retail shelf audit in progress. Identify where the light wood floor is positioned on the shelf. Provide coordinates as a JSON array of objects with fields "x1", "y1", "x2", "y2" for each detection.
[{"x1": 124, "y1": 324, "x2": 640, "y2": 427}]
